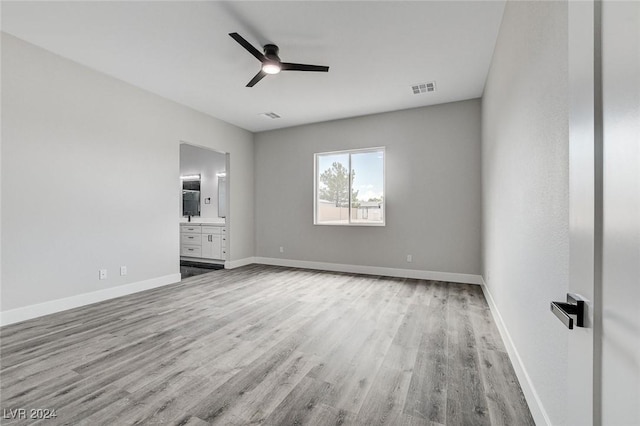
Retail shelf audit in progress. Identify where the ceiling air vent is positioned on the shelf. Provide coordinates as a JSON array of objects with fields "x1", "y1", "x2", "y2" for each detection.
[
  {"x1": 261, "y1": 112, "x2": 281, "y2": 119},
  {"x1": 411, "y1": 81, "x2": 436, "y2": 95}
]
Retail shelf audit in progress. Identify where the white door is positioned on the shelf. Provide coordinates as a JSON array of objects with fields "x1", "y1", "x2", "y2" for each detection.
[{"x1": 567, "y1": 1, "x2": 640, "y2": 424}]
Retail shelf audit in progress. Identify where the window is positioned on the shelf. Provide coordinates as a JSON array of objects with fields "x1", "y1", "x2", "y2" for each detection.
[{"x1": 314, "y1": 147, "x2": 385, "y2": 226}]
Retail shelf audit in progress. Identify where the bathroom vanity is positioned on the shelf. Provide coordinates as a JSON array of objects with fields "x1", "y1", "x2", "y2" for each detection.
[{"x1": 180, "y1": 222, "x2": 227, "y2": 261}]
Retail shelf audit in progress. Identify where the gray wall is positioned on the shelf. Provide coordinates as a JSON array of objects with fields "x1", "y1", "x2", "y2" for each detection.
[
  {"x1": 481, "y1": 1, "x2": 569, "y2": 424},
  {"x1": 1, "y1": 33, "x2": 255, "y2": 312},
  {"x1": 255, "y1": 100, "x2": 481, "y2": 276}
]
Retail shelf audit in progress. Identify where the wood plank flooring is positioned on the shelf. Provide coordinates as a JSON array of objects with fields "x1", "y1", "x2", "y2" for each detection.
[{"x1": 0, "y1": 265, "x2": 534, "y2": 425}]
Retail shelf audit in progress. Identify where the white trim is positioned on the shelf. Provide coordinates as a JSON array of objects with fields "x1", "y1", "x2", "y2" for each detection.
[
  {"x1": 253, "y1": 257, "x2": 481, "y2": 284},
  {"x1": 480, "y1": 276, "x2": 551, "y2": 426},
  {"x1": 225, "y1": 257, "x2": 257, "y2": 269},
  {"x1": 0, "y1": 273, "x2": 181, "y2": 326}
]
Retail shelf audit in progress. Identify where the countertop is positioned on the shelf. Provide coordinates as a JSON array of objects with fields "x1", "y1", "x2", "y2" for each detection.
[{"x1": 180, "y1": 218, "x2": 226, "y2": 226}]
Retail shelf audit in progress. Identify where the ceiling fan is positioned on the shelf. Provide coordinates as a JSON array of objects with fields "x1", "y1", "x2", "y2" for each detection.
[{"x1": 229, "y1": 32, "x2": 329, "y2": 87}]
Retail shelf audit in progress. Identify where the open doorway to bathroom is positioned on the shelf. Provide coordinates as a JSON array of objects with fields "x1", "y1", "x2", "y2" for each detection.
[{"x1": 179, "y1": 142, "x2": 229, "y2": 278}]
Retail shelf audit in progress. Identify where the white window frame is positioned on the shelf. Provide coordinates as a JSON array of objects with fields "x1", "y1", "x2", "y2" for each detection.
[{"x1": 313, "y1": 147, "x2": 386, "y2": 226}]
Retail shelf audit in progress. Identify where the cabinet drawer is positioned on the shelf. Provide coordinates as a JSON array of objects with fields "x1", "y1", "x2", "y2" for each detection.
[
  {"x1": 181, "y1": 233, "x2": 202, "y2": 244},
  {"x1": 202, "y1": 226, "x2": 222, "y2": 235},
  {"x1": 180, "y1": 225, "x2": 201, "y2": 234},
  {"x1": 181, "y1": 245, "x2": 202, "y2": 257}
]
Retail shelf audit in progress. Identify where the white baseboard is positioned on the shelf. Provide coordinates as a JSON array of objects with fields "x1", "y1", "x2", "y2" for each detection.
[
  {"x1": 225, "y1": 257, "x2": 257, "y2": 269},
  {"x1": 480, "y1": 276, "x2": 551, "y2": 426},
  {"x1": 0, "y1": 273, "x2": 181, "y2": 327},
  {"x1": 253, "y1": 257, "x2": 481, "y2": 284}
]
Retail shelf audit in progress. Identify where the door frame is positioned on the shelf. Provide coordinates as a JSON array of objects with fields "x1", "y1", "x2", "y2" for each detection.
[{"x1": 567, "y1": 0, "x2": 603, "y2": 424}]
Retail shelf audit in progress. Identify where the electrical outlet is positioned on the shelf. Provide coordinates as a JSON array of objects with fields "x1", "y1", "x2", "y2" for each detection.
[
  {"x1": 406, "y1": 254, "x2": 413, "y2": 263},
  {"x1": 120, "y1": 266, "x2": 127, "y2": 276},
  {"x1": 99, "y1": 269, "x2": 107, "y2": 280},
  {"x1": 279, "y1": 246, "x2": 284, "y2": 253}
]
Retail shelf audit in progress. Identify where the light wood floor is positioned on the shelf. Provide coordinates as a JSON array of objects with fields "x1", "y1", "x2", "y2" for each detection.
[{"x1": 1, "y1": 265, "x2": 534, "y2": 425}]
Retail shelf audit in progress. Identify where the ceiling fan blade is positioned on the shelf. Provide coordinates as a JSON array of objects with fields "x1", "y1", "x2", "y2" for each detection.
[
  {"x1": 229, "y1": 32, "x2": 266, "y2": 63},
  {"x1": 246, "y1": 70, "x2": 267, "y2": 87},
  {"x1": 281, "y1": 62, "x2": 329, "y2": 72}
]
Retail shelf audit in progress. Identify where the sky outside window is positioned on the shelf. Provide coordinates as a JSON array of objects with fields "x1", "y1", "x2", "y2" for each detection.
[{"x1": 351, "y1": 150, "x2": 384, "y2": 202}]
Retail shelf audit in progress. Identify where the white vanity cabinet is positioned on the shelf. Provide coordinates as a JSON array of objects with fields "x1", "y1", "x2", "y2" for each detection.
[{"x1": 180, "y1": 223, "x2": 226, "y2": 260}]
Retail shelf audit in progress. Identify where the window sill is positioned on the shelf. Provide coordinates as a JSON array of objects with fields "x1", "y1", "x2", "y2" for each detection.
[{"x1": 314, "y1": 222, "x2": 386, "y2": 227}]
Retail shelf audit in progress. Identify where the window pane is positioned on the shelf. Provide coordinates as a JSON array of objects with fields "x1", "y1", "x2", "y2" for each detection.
[
  {"x1": 350, "y1": 150, "x2": 384, "y2": 224},
  {"x1": 316, "y1": 153, "x2": 350, "y2": 224},
  {"x1": 314, "y1": 148, "x2": 385, "y2": 226}
]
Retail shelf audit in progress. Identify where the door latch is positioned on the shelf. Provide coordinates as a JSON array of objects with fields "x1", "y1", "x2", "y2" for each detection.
[{"x1": 550, "y1": 293, "x2": 585, "y2": 329}]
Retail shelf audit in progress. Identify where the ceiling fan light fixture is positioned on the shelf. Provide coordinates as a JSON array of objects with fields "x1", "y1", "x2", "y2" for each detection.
[
  {"x1": 229, "y1": 33, "x2": 328, "y2": 86},
  {"x1": 262, "y1": 62, "x2": 281, "y2": 75}
]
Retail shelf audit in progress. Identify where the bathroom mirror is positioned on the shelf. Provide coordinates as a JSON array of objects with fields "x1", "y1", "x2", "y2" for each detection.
[
  {"x1": 182, "y1": 177, "x2": 201, "y2": 217},
  {"x1": 218, "y1": 176, "x2": 226, "y2": 218}
]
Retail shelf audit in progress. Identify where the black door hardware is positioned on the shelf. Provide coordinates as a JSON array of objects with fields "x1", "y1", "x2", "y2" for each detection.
[{"x1": 550, "y1": 293, "x2": 585, "y2": 329}]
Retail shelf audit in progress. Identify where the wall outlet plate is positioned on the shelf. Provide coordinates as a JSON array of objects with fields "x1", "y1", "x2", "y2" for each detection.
[
  {"x1": 406, "y1": 255, "x2": 413, "y2": 263},
  {"x1": 99, "y1": 269, "x2": 107, "y2": 280},
  {"x1": 120, "y1": 266, "x2": 127, "y2": 276}
]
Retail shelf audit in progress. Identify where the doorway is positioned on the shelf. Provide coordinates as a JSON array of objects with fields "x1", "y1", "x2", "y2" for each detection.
[{"x1": 179, "y1": 142, "x2": 230, "y2": 277}]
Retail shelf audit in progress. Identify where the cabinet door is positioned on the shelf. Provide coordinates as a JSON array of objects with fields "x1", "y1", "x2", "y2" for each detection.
[{"x1": 202, "y1": 234, "x2": 222, "y2": 259}]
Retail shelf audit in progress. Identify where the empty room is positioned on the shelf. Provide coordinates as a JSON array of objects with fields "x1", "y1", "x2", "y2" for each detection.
[{"x1": 1, "y1": 1, "x2": 638, "y2": 425}]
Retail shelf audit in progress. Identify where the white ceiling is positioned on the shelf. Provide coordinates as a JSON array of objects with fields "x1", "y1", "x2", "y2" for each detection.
[{"x1": 2, "y1": 1, "x2": 505, "y2": 133}]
